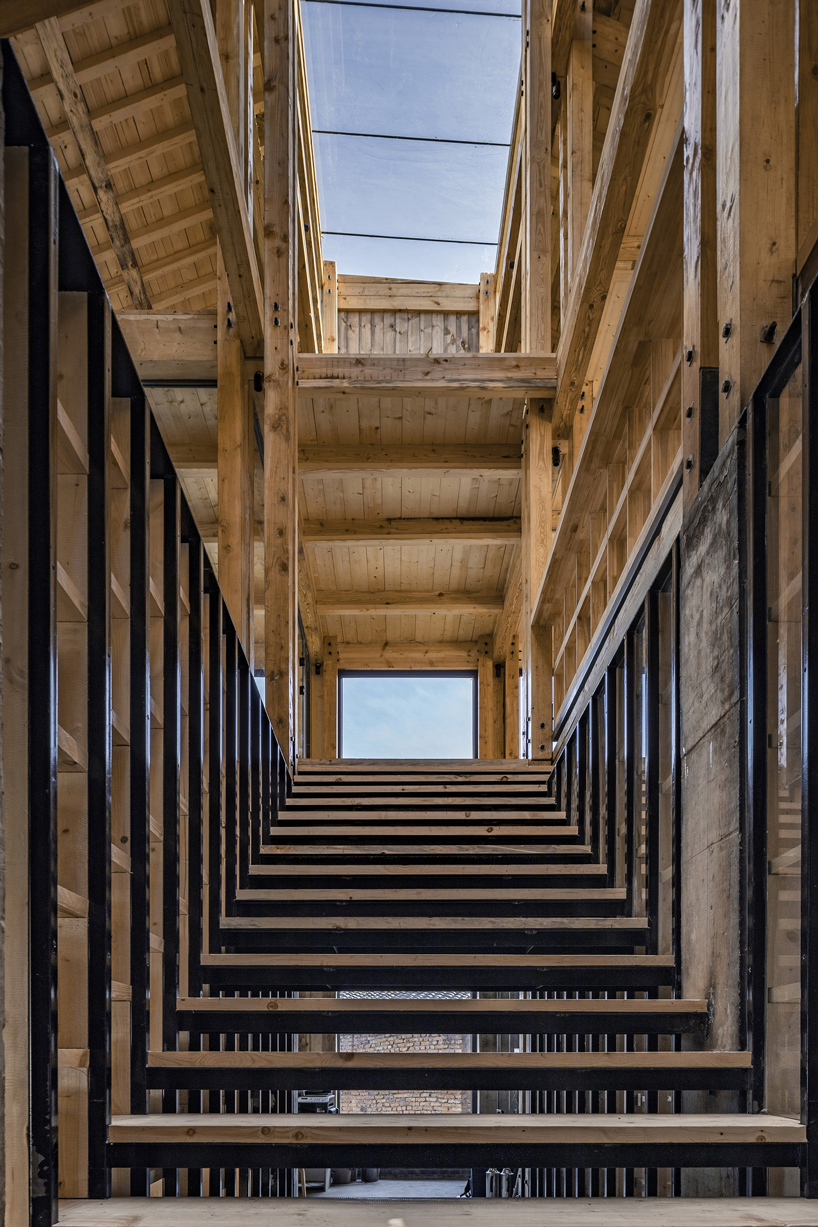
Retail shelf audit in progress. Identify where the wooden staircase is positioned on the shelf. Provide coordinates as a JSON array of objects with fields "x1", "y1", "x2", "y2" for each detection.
[{"x1": 110, "y1": 759, "x2": 803, "y2": 1188}]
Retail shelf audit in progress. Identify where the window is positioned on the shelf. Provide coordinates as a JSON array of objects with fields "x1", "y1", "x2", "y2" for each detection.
[{"x1": 338, "y1": 671, "x2": 477, "y2": 758}]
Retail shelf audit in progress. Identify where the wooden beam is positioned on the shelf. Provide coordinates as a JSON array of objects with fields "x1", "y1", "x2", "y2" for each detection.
[
  {"x1": 89, "y1": 202, "x2": 213, "y2": 262},
  {"x1": 77, "y1": 164, "x2": 207, "y2": 227},
  {"x1": 521, "y1": 0, "x2": 551, "y2": 353},
  {"x1": 297, "y1": 531, "x2": 322, "y2": 665},
  {"x1": 46, "y1": 76, "x2": 187, "y2": 142},
  {"x1": 301, "y1": 518, "x2": 521, "y2": 546},
  {"x1": 0, "y1": 0, "x2": 91, "y2": 36},
  {"x1": 681, "y1": 0, "x2": 718, "y2": 508},
  {"x1": 35, "y1": 18, "x2": 151, "y2": 310},
  {"x1": 322, "y1": 637, "x2": 338, "y2": 758},
  {"x1": 263, "y1": 0, "x2": 298, "y2": 760},
  {"x1": 314, "y1": 591, "x2": 504, "y2": 616},
  {"x1": 169, "y1": 0, "x2": 263, "y2": 356},
  {"x1": 116, "y1": 312, "x2": 217, "y2": 384},
  {"x1": 105, "y1": 239, "x2": 215, "y2": 298},
  {"x1": 29, "y1": 25, "x2": 177, "y2": 95},
  {"x1": 62, "y1": 122, "x2": 197, "y2": 189},
  {"x1": 337, "y1": 275, "x2": 479, "y2": 313},
  {"x1": 553, "y1": 0, "x2": 683, "y2": 437},
  {"x1": 477, "y1": 635, "x2": 499, "y2": 759},
  {"x1": 522, "y1": 400, "x2": 553, "y2": 760},
  {"x1": 493, "y1": 552, "x2": 522, "y2": 663},
  {"x1": 335, "y1": 642, "x2": 481, "y2": 670},
  {"x1": 716, "y1": 0, "x2": 796, "y2": 443},
  {"x1": 566, "y1": 2, "x2": 593, "y2": 282},
  {"x1": 478, "y1": 272, "x2": 496, "y2": 352},
  {"x1": 298, "y1": 445, "x2": 521, "y2": 481},
  {"x1": 296, "y1": 353, "x2": 556, "y2": 397},
  {"x1": 216, "y1": 245, "x2": 253, "y2": 659},
  {"x1": 504, "y1": 631, "x2": 521, "y2": 758},
  {"x1": 322, "y1": 261, "x2": 338, "y2": 354}
]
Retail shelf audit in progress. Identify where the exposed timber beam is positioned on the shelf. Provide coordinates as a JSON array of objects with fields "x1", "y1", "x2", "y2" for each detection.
[
  {"x1": 35, "y1": 17, "x2": 151, "y2": 309},
  {"x1": 77, "y1": 165, "x2": 207, "y2": 228},
  {"x1": 117, "y1": 311, "x2": 217, "y2": 383},
  {"x1": 553, "y1": 0, "x2": 682, "y2": 437},
  {"x1": 296, "y1": 353, "x2": 557, "y2": 397},
  {"x1": 63, "y1": 122, "x2": 197, "y2": 188},
  {"x1": 169, "y1": 0, "x2": 264, "y2": 356},
  {"x1": 0, "y1": 0, "x2": 88, "y2": 36},
  {"x1": 335, "y1": 642, "x2": 481, "y2": 670},
  {"x1": 105, "y1": 239, "x2": 216, "y2": 298},
  {"x1": 302, "y1": 518, "x2": 522, "y2": 546},
  {"x1": 315, "y1": 591, "x2": 504, "y2": 616},
  {"x1": 29, "y1": 25, "x2": 177, "y2": 95},
  {"x1": 298, "y1": 445, "x2": 521, "y2": 481},
  {"x1": 337, "y1": 276, "x2": 479, "y2": 314},
  {"x1": 46, "y1": 76, "x2": 187, "y2": 142}
]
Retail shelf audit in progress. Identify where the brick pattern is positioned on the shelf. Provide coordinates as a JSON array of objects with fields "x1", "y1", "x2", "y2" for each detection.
[{"x1": 338, "y1": 1031, "x2": 471, "y2": 1115}]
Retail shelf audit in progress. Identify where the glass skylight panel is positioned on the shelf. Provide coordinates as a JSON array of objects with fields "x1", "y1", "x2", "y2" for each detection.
[{"x1": 302, "y1": 0, "x2": 521, "y2": 280}]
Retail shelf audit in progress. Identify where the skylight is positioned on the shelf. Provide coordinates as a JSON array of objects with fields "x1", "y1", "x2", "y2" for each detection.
[{"x1": 302, "y1": 0, "x2": 522, "y2": 281}]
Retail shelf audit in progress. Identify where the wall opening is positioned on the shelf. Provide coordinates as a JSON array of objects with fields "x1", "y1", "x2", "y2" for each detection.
[{"x1": 338, "y1": 670, "x2": 477, "y2": 758}]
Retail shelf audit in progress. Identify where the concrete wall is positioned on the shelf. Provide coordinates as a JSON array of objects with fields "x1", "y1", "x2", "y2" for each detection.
[{"x1": 679, "y1": 425, "x2": 743, "y2": 1195}]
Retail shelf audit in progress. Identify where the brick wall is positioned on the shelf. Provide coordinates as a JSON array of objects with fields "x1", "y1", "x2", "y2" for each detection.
[{"x1": 337, "y1": 991, "x2": 471, "y2": 1115}]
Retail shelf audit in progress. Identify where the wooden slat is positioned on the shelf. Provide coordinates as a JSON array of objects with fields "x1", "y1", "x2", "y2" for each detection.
[
  {"x1": 296, "y1": 353, "x2": 556, "y2": 396},
  {"x1": 333, "y1": 642, "x2": 481, "y2": 670},
  {"x1": 259, "y1": 843, "x2": 585, "y2": 856},
  {"x1": 236, "y1": 887, "x2": 624, "y2": 901},
  {"x1": 200, "y1": 952, "x2": 673, "y2": 966},
  {"x1": 35, "y1": 18, "x2": 150, "y2": 309},
  {"x1": 219, "y1": 915, "x2": 645, "y2": 931},
  {"x1": 177, "y1": 996, "x2": 706, "y2": 1016},
  {"x1": 244, "y1": 863, "x2": 605, "y2": 876},
  {"x1": 29, "y1": 25, "x2": 177, "y2": 95}
]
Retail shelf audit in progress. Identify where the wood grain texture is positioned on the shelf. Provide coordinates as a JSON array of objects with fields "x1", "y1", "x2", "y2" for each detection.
[
  {"x1": 297, "y1": 353, "x2": 556, "y2": 396},
  {"x1": 302, "y1": 518, "x2": 520, "y2": 545}
]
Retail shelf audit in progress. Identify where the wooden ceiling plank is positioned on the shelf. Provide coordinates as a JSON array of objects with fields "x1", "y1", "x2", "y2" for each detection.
[
  {"x1": 30, "y1": 26, "x2": 177, "y2": 96},
  {"x1": 299, "y1": 444, "x2": 520, "y2": 481},
  {"x1": 62, "y1": 120, "x2": 197, "y2": 187},
  {"x1": 104, "y1": 238, "x2": 215, "y2": 296},
  {"x1": 36, "y1": 16, "x2": 151, "y2": 310},
  {"x1": 46, "y1": 76, "x2": 188, "y2": 142},
  {"x1": 77, "y1": 163, "x2": 207, "y2": 227}
]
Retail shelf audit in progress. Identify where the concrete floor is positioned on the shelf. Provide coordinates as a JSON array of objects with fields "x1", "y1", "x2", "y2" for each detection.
[{"x1": 309, "y1": 1179, "x2": 467, "y2": 1199}]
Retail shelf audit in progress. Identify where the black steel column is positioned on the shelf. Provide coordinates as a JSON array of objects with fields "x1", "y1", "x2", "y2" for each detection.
[
  {"x1": 802, "y1": 286, "x2": 818, "y2": 1195},
  {"x1": 27, "y1": 137, "x2": 59, "y2": 1227},
  {"x1": 645, "y1": 590, "x2": 660, "y2": 955},
  {"x1": 207, "y1": 578, "x2": 223, "y2": 952},
  {"x1": 86, "y1": 291, "x2": 112, "y2": 1198}
]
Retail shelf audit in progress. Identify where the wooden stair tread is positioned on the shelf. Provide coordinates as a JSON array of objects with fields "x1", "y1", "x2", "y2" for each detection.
[
  {"x1": 246, "y1": 862, "x2": 607, "y2": 876},
  {"x1": 297, "y1": 759, "x2": 552, "y2": 772},
  {"x1": 235, "y1": 887, "x2": 625, "y2": 901},
  {"x1": 199, "y1": 952, "x2": 674, "y2": 966},
  {"x1": 282, "y1": 803, "x2": 566, "y2": 814},
  {"x1": 54, "y1": 1196, "x2": 818, "y2": 1226},
  {"x1": 148, "y1": 1050, "x2": 749, "y2": 1069},
  {"x1": 177, "y1": 996, "x2": 707, "y2": 1015},
  {"x1": 265, "y1": 825, "x2": 578, "y2": 837},
  {"x1": 258, "y1": 843, "x2": 592, "y2": 856},
  {"x1": 293, "y1": 774, "x2": 553, "y2": 786},
  {"x1": 291, "y1": 784, "x2": 553, "y2": 795},
  {"x1": 219, "y1": 914, "x2": 649, "y2": 930},
  {"x1": 108, "y1": 1112, "x2": 804, "y2": 1144}
]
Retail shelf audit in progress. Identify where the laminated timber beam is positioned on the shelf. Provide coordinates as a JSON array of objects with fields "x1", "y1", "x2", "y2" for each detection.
[
  {"x1": 35, "y1": 17, "x2": 151, "y2": 309},
  {"x1": 299, "y1": 445, "x2": 520, "y2": 481},
  {"x1": 314, "y1": 591, "x2": 504, "y2": 616},
  {"x1": 296, "y1": 353, "x2": 556, "y2": 397},
  {"x1": 553, "y1": 0, "x2": 682, "y2": 437},
  {"x1": 301, "y1": 518, "x2": 521, "y2": 546},
  {"x1": 334, "y1": 642, "x2": 480, "y2": 670},
  {"x1": 116, "y1": 312, "x2": 217, "y2": 384},
  {"x1": 168, "y1": 0, "x2": 264, "y2": 356}
]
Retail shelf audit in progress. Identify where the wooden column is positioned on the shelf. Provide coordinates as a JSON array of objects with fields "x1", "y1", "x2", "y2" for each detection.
[
  {"x1": 263, "y1": 0, "x2": 297, "y2": 760},
  {"x1": 478, "y1": 272, "x2": 496, "y2": 352},
  {"x1": 477, "y1": 635, "x2": 495, "y2": 758},
  {"x1": 504, "y1": 634, "x2": 521, "y2": 759},
  {"x1": 322, "y1": 636, "x2": 338, "y2": 758},
  {"x1": 521, "y1": 0, "x2": 552, "y2": 354},
  {"x1": 522, "y1": 401, "x2": 554, "y2": 761},
  {"x1": 566, "y1": 3, "x2": 593, "y2": 281},
  {"x1": 217, "y1": 246, "x2": 253, "y2": 657},
  {"x1": 716, "y1": 0, "x2": 796, "y2": 446},
  {"x1": 323, "y1": 261, "x2": 338, "y2": 354},
  {"x1": 682, "y1": 0, "x2": 718, "y2": 508}
]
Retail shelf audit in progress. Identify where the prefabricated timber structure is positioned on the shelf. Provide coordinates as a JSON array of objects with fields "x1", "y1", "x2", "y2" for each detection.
[{"x1": 0, "y1": 0, "x2": 816, "y2": 1222}]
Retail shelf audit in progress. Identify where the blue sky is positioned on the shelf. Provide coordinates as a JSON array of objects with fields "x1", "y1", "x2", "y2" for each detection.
[
  {"x1": 302, "y1": 0, "x2": 522, "y2": 281},
  {"x1": 340, "y1": 674, "x2": 476, "y2": 757}
]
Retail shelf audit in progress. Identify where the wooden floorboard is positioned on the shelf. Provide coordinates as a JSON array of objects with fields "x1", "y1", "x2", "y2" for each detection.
[{"x1": 55, "y1": 1199, "x2": 818, "y2": 1226}]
